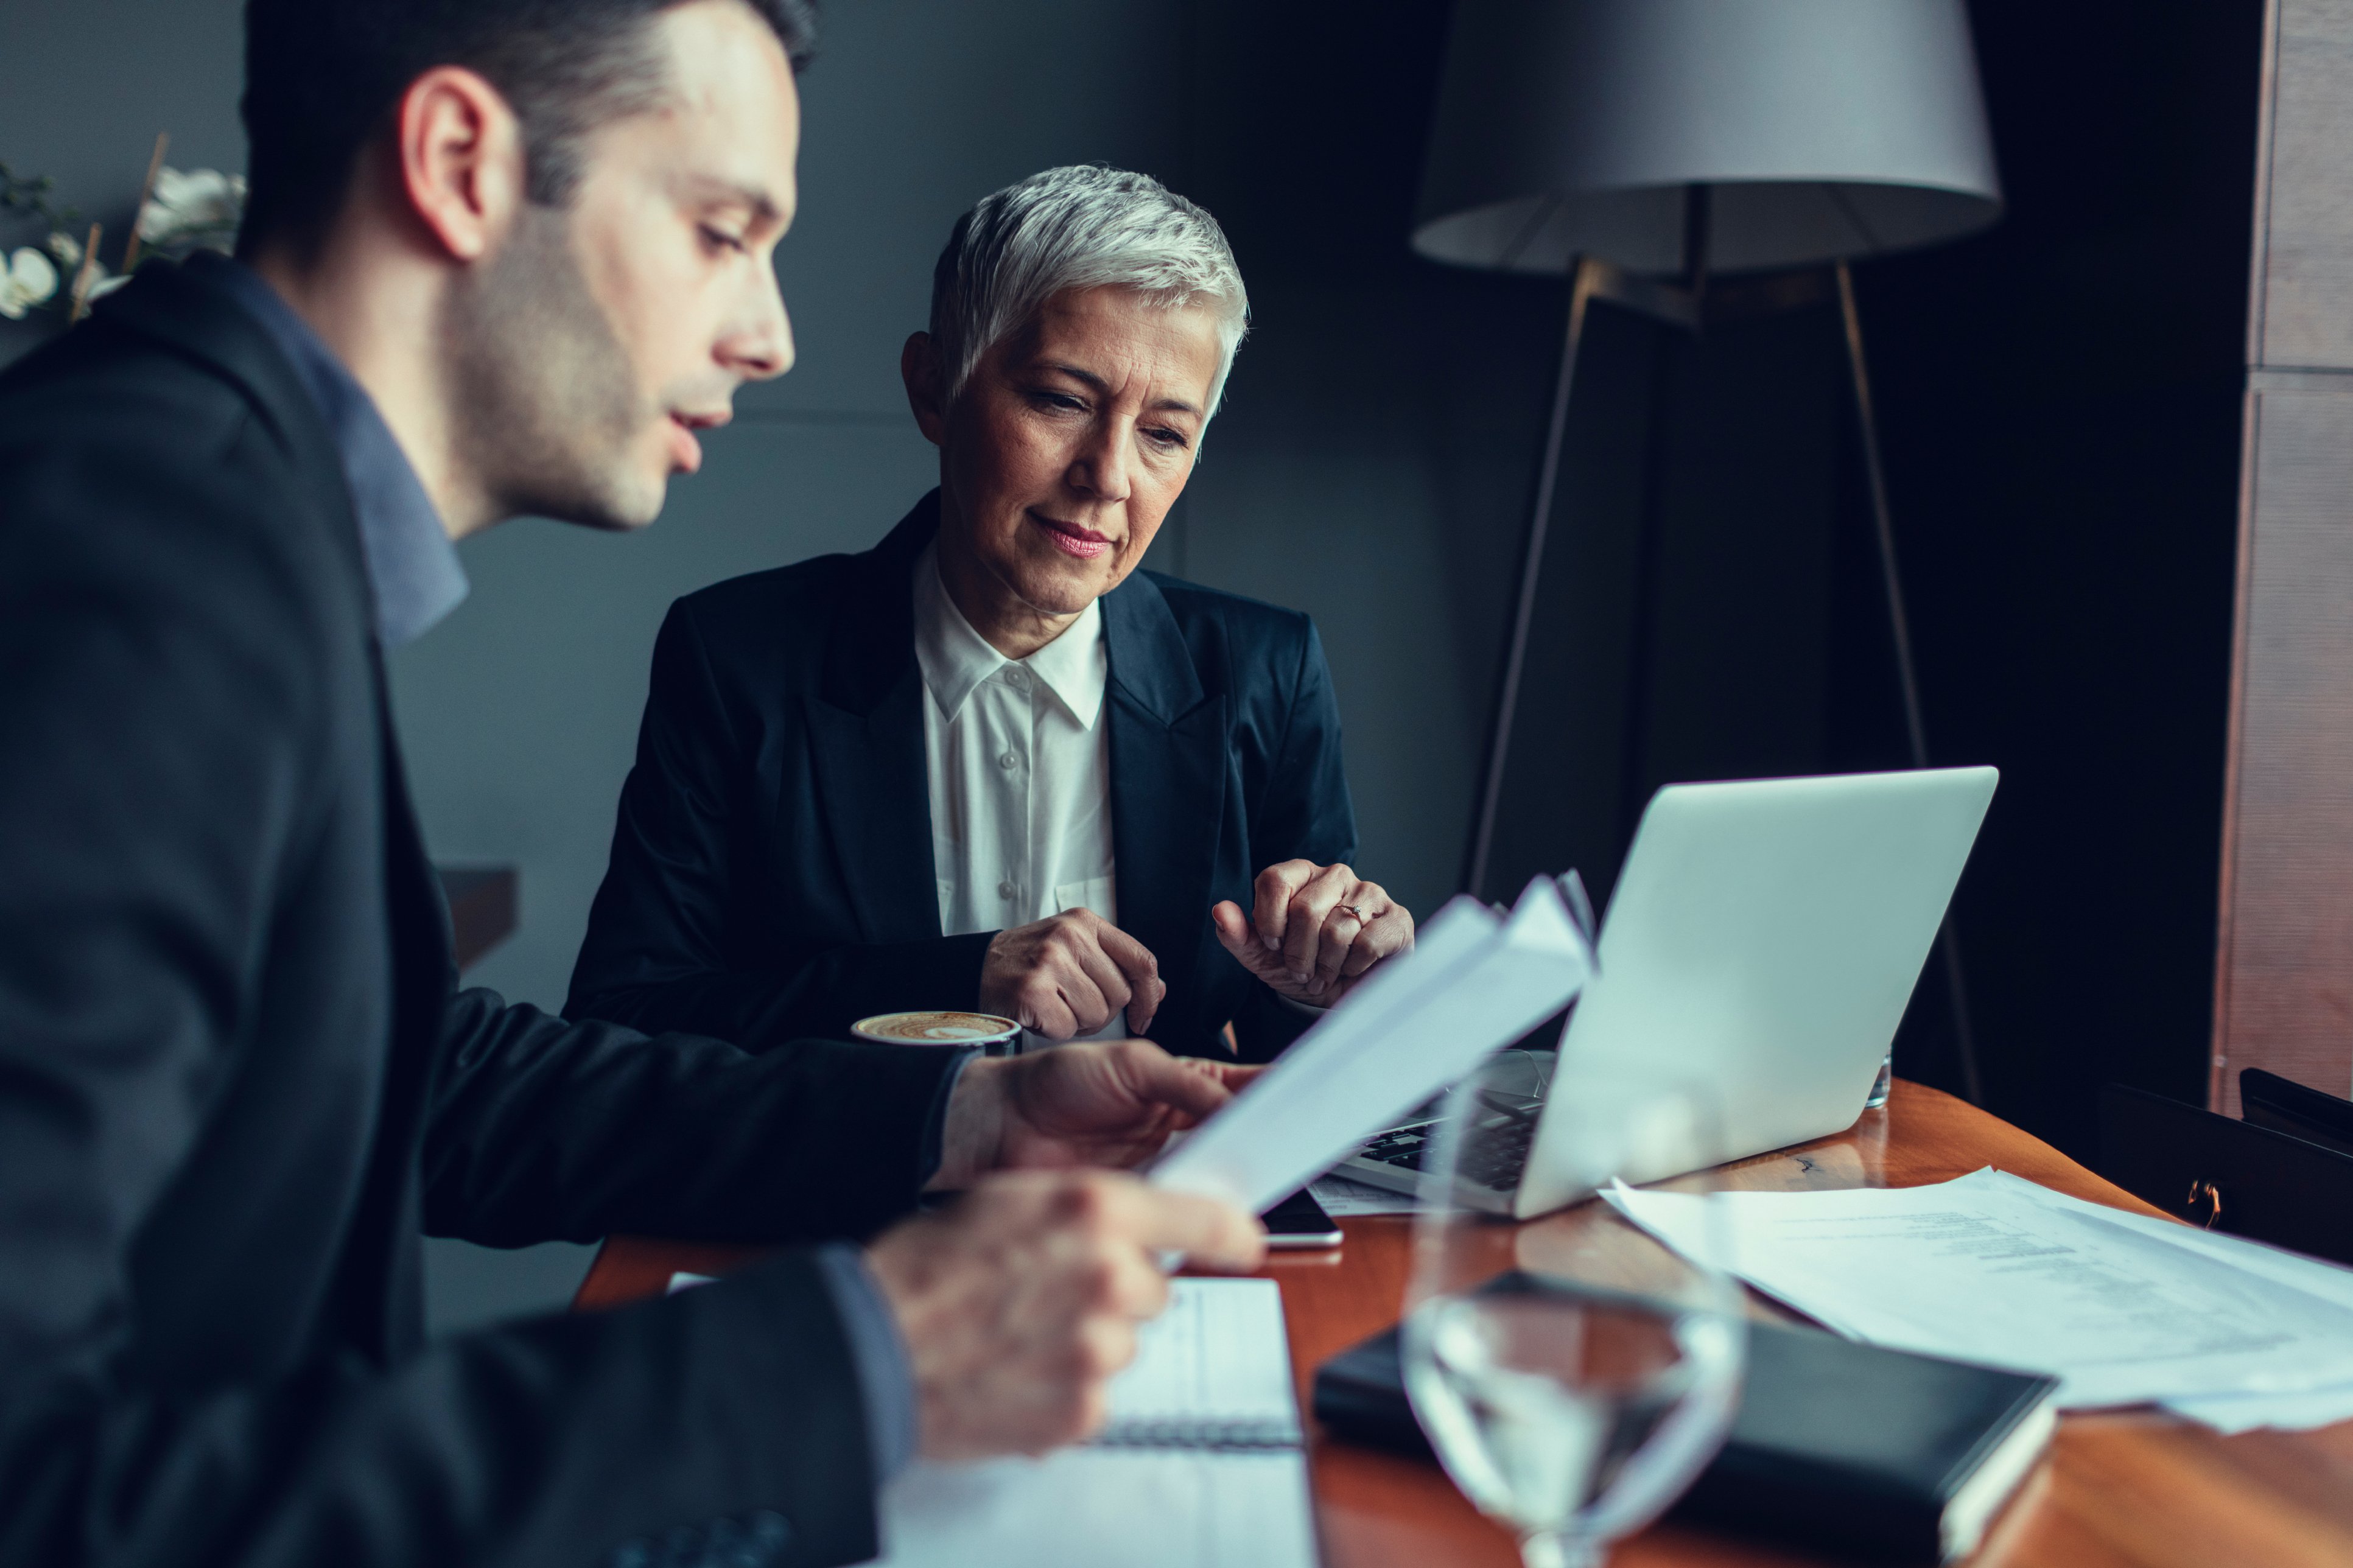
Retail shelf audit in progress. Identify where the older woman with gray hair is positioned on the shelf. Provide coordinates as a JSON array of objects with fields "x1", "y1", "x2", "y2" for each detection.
[{"x1": 567, "y1": 165, "x2": 1414, "y2": 1062}]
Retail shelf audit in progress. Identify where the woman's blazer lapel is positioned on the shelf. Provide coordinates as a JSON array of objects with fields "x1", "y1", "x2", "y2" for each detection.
[
  {"x1": 801, "y1": 500, "x2": 1230, "y2": 1012},
  {"x1": 1103, "y1": 572, "x2": 1227, "y2": 1043},
  {"x1": 804, "y1": 503, "x2": 942, "y2": 944}
]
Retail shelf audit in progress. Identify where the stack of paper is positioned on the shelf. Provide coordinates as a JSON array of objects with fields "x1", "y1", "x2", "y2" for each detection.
[
  {"x1": 1992, "y1": 1186, "x2": 2353, "y2": 1433},
  {"x1": 871, "y1": 1279, "x2": 1316, "y2": 1568},
  {"x1": 1610, "y1": 1167, "x2": 2353, "y2": 1431},
  {"x1": 1154, "y1": 877, "x2": 1596, "y2": 1215}
]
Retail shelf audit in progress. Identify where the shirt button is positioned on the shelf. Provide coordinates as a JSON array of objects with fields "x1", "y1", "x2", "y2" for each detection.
[
  {"x1": 999, "y1": 751, "x2": 1020, "y2": 770},
  {"x1": 998, "y1": 880, "x2": 1017, "y2": 900}
]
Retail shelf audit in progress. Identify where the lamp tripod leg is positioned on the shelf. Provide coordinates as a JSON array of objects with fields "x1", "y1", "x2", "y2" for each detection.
[
  {"x1": 1465, "y1": 256, "x2": 1601, "y2": 898},
  {"x1": 1836, "y1": 261, "x2": 1986, "y2": 1107}
]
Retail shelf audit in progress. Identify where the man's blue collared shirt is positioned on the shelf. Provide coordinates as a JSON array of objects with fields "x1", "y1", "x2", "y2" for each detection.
[{"x1": 206, "y1": 256, "x2": 468, "y2": 649}]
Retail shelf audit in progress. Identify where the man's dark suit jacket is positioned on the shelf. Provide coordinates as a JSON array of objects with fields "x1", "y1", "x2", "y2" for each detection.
[
  {"x1": 565, "y1": 492, "x2": 1358, "y2": 1063},
  {"x1": 0, "y1": 262, "x2": 963, "y2": 1567}
]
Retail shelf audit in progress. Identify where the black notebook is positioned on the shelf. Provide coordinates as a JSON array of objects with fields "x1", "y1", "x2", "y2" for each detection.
[{"x1": 1313, "y1": 1276, "x2": 2058, "y2": 1564}]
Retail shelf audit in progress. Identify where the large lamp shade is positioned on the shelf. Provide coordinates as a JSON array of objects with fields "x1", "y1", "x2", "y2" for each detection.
[{"x1": 1415, "y1": 0, "x2": 2003, "y2": 276}]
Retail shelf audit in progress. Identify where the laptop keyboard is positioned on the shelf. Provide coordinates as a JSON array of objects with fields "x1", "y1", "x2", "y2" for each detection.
[
  {"x1": 1355, "y1": 1104, "x2": 1540, "y2": 1192},
  {"x1": 1358, "y1": 1124, "x2": 1437, "y2": 1171}
]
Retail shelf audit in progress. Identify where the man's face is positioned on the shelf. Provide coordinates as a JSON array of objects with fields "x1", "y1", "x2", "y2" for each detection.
[
  {"x1": 451, "y1": 0, "x2": 799, "y2": 530},
  {"x1": 936, "y1": 287, "x2": 1224, "y2": 616}
]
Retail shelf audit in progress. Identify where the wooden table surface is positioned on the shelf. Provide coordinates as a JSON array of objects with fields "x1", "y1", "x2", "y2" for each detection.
[{"x1": 575, "y1": 1081, "x2": 2353, "y2": 1567}]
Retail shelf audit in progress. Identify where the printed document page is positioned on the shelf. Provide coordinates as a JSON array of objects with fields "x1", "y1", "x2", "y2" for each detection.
[
  {"x1": 1991, "y1": 1172, "x2": 2353, "y2": 1430},
  {"x1": 874, "y1": 1449, "x2": 1314, "y2": 1568},
  {"x1": 1103, "y1": 1277, "x2": 1299, "y2": 1440},
  {"x1": 871, "y1": 1279, "x2": 1315, "y2": 1568},
  {"x1": 1154, "y1": 877, "x2": 1594, "y2": 1214},
  {"x1": 2161, "y1": 1381, "x2": 2353, "y2": 1434},
  {"x1": 1610, "y1": 1167, "x2": 2353, "y2": 1409},
  {"x1": 1992, "y1": 1170, "x2": 2353, "y2": 1310}
]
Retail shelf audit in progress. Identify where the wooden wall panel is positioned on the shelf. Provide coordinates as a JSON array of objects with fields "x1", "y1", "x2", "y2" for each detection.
[
  {"x1": 2258, "y1": 2, "x2": 2353, "y2": 368},
  {"x1": 2215, "y1": 387, "x2": 2353, "y2": 1110},
  {"x1": 2215, "y1": 0, "x2": 2353, "y2": 1111}
]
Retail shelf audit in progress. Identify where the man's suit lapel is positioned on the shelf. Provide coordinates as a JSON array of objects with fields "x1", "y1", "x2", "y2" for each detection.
[
  {"x1": 1104, "y1": 574, "x2": 1226, "y2": 1043},
  {"x1": 345, "y1": 650, "x2": 446, "y2": 1357},
  {"x1": 109, "y1": 261, "x2": 454, "y2": 1017},
  {"x1": 807, "y1": 499, "x2": 942, "y2": 944},
  {"x1": 111, "y1": 261, "x2": 450, "y2": 1357}
]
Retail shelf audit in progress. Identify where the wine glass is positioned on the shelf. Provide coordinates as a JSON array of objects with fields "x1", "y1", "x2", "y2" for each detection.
[{"x1": 1400, "y1": 1060, "x2": 1745, "y2": 1568}]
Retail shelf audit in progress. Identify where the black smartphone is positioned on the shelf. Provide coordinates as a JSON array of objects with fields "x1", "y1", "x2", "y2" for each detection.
[{"x1": 1261, "y1": 1187, "x2": 1342, "y2": 1250}]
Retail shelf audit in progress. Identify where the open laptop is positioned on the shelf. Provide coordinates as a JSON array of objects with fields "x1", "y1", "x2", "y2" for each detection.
[{"x1": 1334, "y1": 766, "x2": 1999, "y2": 1218}]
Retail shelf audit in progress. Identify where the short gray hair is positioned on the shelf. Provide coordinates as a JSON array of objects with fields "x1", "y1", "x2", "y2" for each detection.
[{"x1": 928, "y1": 165, "x2": 1250, "y2": 419}]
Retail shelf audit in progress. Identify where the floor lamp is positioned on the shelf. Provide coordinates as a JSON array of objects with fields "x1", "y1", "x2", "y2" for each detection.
[{"x1": 1418, "y1": 0, "x2": 2005, "y2": 1102}]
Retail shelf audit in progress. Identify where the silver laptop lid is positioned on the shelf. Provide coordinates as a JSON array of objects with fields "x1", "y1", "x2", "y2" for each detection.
[{"x1": 1515, "y1": 766, "x2": 1997, "y2": 1218}]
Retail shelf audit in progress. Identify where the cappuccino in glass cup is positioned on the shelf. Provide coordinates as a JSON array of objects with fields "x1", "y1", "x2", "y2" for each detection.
[{"x1": 850, "y1": 1011, "x2": 1022, "y2": 1055}]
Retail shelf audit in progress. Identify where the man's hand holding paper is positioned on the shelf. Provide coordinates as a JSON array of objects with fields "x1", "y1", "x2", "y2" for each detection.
[
  {"x1": 860, "y1": 1038, "x2": 1269, "y2": 1461},
  {"x1": 932, "y1": 1040, "x2": 1261, "y2": 1185}
]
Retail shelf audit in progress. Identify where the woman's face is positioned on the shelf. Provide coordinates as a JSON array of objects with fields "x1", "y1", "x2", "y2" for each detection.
[{"x1": 919, "y1": 286, "x2": 1224, "y2": 625}]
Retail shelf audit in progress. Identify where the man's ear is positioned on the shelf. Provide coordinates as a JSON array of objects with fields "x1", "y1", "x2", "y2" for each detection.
[
  {"x1": 901, "y1": 331, "x2": 948, "y2": 448},
  {"x1": 393, "y1": 66, "x2": 527, "y2": 262}
]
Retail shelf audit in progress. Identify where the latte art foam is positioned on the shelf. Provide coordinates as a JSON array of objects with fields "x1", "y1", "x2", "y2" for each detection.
[{"x1": 851, "y1": 1010, "x2": 1020, "y2": 1045}]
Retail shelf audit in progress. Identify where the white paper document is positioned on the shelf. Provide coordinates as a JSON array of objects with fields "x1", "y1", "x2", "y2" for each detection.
[
  {"x1": 1609, "y1": 1167, "x2": 2353, "y2": 1414},
  {"x1": 1098, "y1": 1275, "x2": 1302, "y2": 1446},
  {"x1": 877, "y1": 1450, "x2": 1310, "y2": 1568},
  {"x1": 1983, "y1": 1178, "x2": 2353, "y2": 1432},
  {"x1": 2160, "y1": 1381, "x2": 2353, "y2": 1434},
  {"x1": 1152, "y1": 878, "x2": 1595, "y2": 1215},
  {"x1": 872, "y1": 1278, "x2": 1315, "y2": 1568}
]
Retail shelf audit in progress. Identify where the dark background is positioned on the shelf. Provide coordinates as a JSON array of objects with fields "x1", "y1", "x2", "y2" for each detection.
[
  {"x1": 0, "y1": 0, "x2": 2266, "y2": 1319},
  {"x1": 1179, "y1": 0, "x2": 2263, "y2": 1161}
]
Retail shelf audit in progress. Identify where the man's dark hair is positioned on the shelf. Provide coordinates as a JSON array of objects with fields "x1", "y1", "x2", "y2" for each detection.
[{"x1": 238, "y1": 0, "x2": 816, "y2": 253}]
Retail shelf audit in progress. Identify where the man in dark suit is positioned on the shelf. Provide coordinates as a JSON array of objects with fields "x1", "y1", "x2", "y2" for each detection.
[
  {"x1": 567, "y1": 166, "x2": 1418, "y2": 1063},
  {"x1": 0, "y1": 5, "x2": 1262, "y2": 1567}
]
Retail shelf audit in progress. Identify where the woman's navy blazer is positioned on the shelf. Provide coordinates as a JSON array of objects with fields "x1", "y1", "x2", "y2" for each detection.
[{"x1": 566, "y1": 490, "x2": 1359, "y2": 1062}]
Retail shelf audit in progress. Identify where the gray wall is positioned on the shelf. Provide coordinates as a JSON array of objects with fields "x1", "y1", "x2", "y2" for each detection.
[
  {"x1": 395, "y1": 0, "x2": 1200, "y2": 1019},
  {"x1": 2, "y1": 1, "x2": 1496, "y2": 1331},
  {"x1": 0, "y1": 0, "x2": 247, "y2": 247}
]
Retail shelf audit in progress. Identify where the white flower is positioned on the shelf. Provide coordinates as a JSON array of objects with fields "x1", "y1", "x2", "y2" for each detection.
[
  {"x1": 45, "y1": 229, "x2": 82, "y2": 268},
  {"x1": 86, "y1": 273, "x2": 130, "y2": 303},
  {"x1": 0, "y1": 247, "x2": 59, "y2": 320},
  {"x1": 138, "y1": 166, "x2": 247, "y2": 256}
]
